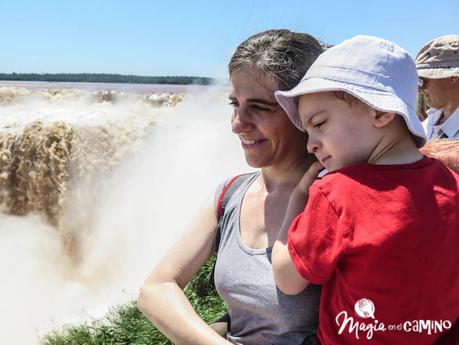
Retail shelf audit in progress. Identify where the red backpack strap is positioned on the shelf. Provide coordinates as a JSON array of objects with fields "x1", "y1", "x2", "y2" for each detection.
[
  {"x1": 214, "y1": 172, "x2": 257, "y2": 253},
  {"x1": 216, "y1": 174, "x2": 242, "y2": 220}
]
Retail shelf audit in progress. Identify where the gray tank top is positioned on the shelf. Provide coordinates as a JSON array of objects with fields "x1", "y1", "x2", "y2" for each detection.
[{"x1": 214, "y1": 172, "x2": 321, "y2": 345}]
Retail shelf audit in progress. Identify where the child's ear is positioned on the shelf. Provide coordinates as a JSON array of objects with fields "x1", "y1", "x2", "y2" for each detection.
[{"x1": 372, "y1": 111, "x2": 396, "y2": 128}]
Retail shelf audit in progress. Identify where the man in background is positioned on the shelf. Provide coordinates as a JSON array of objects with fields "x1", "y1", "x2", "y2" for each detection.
[{"x1": 416, "y1": 34, "x2": 459, "y2": 140}]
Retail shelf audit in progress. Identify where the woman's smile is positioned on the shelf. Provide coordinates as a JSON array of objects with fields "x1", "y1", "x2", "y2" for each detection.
[{"x1": 240, "y1": 138, "x2": 268, "y2": 149}]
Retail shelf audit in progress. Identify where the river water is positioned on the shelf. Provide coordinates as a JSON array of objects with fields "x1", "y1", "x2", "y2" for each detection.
[{"x1": 0, "y1": 81, "x2": 248, "y2": 344}]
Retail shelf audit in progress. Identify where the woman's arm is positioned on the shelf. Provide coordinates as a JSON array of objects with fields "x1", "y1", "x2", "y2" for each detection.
[{"x1": 137, "y1": 194, "x2": 232, "y2": 345}]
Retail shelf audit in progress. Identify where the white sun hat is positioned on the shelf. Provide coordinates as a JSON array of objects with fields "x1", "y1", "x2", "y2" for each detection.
[{"x1": 275, "y1": 35, "x2": 427, "y2": 147}]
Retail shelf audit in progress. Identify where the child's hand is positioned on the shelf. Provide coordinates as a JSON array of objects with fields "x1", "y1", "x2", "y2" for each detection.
[
  {"x1": 273, "y1": 161, "x2": 323, "y2": 295},
  {"x1": 295, "y1": 161, "x2": 324, "y2": 194}
]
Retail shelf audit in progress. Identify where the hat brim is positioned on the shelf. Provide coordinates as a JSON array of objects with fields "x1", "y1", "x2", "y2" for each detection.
[
  {"x1": 417, "y1": 67, "x2": 459, "y2": 79},
  {"x1": 275, "y1": 78, "x2": 427, "y2": 147}
]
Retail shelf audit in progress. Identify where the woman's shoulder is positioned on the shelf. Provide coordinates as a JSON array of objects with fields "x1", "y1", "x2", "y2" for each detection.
[{"x1": 214, "y1": 171, "x2": 260, "y2": 208}]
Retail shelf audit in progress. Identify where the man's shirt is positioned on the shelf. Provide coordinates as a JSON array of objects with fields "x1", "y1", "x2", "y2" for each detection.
[{"x1": 423, "y1": 106, "x2": 459, "y2": 140}]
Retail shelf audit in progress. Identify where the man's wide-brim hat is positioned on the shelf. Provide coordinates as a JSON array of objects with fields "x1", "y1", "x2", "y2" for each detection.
[{"x1": 416, "y1": 35, "x2": 459, "y2": 79}]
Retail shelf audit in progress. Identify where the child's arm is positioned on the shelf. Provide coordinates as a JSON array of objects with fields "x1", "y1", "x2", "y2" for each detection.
[{"x1": 272, "y1": 162, "x2": 323, "y2": 295}]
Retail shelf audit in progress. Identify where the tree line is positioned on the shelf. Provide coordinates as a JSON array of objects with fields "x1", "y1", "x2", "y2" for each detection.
[{"x1": 0, "y1": 73, "x2": 214, "y2": 85}]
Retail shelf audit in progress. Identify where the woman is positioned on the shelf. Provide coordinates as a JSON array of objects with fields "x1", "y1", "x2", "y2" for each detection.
[{"x1": 138, "y1": 29, "x2": 323, "y2": 345}]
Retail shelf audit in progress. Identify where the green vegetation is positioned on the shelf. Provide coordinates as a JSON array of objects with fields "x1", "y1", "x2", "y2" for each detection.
[
  {"x1": 41, "y1": 256, "x2": 226, "y2": 345},
  {"x1": 0, "y1": 73, "x2": 214, "y2": 85}
]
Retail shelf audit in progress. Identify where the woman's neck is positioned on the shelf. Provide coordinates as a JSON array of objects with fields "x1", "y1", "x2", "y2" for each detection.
[{"x1": 259, "y1": 154, "x2": 316, "y2": 193}]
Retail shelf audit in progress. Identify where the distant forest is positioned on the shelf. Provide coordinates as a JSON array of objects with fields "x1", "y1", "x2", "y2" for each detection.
[{"x1": 0, "y1": 73, "x2": 214, "y2": 85}]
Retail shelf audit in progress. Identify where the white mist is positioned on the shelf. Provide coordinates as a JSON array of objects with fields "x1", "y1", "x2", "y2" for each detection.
[{"x1": 0, "y1": 85, "x2": 250, "y2": 344}]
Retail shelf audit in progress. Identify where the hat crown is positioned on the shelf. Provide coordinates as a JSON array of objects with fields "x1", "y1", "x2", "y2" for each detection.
[
  {"x1": 416, "y1": 34, "x2": 459, "y2": 68},
  {"x1": 303, "y1": 35, "x2": 418, "y2": 98}
]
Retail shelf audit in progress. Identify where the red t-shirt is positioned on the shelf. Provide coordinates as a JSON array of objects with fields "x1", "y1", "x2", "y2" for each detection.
[{"x1": 288, "y1": 157, "x2": 459, "y2": 344}]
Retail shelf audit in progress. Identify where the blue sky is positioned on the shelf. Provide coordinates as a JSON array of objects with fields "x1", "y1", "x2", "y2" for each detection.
[{"x1": 0, "y1": 0, "x2": 457, "y2": 78}]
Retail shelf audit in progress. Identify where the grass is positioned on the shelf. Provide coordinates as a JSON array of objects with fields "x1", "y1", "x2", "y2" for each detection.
[{"x1": 41, "y1": 256, "x2": 227, "y2": 345}]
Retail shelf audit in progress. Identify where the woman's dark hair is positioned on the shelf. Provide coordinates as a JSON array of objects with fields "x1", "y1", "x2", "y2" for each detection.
[{"x1": 229, "y1": 29, "x2": 324, "y2": 90}]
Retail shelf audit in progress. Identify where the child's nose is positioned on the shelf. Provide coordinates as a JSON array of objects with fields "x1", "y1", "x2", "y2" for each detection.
[{"x1": 306, "y1": 134, "x2": 320, "y2": 154}]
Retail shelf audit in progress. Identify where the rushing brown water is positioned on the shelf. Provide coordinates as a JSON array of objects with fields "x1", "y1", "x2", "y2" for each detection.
[
  {"x1": 0, "y1": 81, "x2": 248, "y2": 344},
  {"x1": 0, "y1": 84, "x2": 186, "y2": 262}
]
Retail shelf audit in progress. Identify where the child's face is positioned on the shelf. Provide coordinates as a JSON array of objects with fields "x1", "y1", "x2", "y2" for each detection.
[{"x1": 298, "y1": 92, "x2": 378, "y2": 171}]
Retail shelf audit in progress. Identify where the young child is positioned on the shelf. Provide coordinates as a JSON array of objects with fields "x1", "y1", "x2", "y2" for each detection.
[{"x1": 272, "y1": 35, "x2": 459, "y2": 344}]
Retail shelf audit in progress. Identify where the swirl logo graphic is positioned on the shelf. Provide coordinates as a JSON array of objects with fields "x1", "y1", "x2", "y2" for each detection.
[{"x1": 354, "y1": 298, "x2": 375, "y2": 319}]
